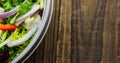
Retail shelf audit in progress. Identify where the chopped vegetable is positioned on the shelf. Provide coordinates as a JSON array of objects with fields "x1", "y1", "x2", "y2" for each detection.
[
  {"x1": 0, "y1": 24, "x2": 17, "y2": 31},
  {"x1": 0, "y1": 7, "x2": 17, "y2": 19}
]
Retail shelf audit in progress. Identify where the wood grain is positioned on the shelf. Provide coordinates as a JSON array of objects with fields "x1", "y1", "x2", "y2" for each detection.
[{"x1": 25, "y1": 0, "x2": 120, "y2": 63}]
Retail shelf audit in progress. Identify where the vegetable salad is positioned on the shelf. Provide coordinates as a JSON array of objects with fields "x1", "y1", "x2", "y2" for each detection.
[{"x1": 0, "y1": 0, "x2": 43, "y2": 62}]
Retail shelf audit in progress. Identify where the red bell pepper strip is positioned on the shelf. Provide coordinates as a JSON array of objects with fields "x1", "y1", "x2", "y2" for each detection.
[{"x1": 0, "y1": 24, "x2": 17, "y2": 31}]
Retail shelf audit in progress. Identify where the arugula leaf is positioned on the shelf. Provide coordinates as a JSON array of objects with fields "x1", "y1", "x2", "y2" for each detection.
[{"x1": 0, "y1": 30, "x2": 10, "y2": 43}]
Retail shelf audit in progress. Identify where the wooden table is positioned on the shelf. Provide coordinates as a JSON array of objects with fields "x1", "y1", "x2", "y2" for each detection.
[{"x1": 25, "y1": 0, "x2": 120, "y2": 63}]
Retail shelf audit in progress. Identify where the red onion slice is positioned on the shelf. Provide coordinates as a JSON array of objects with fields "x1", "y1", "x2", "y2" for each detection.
[{"x1": 0, "y1": 7, "x2": 18, "y2": 19}]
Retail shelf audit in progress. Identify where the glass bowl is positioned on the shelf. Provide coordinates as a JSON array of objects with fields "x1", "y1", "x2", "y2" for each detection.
[{"x1": 9, "y1": 0, "x2": 54, "y2": 63}]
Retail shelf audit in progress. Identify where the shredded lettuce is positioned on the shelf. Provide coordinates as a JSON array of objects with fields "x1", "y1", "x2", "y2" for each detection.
[
  {"x1": 0, "y1": 30, "x2": 10, "y2": 43},
  {"x1": 11, "y1": 28, "x2": 28, "y2": 41},
  {"x1": 1, "y1": 31, "x2": 9, "y2": 42}
]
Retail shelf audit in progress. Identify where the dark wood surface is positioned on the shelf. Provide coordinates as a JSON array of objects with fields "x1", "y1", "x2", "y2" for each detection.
[{"x1": 25, "y1": 0, "x2": 120, "y2": 63}]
